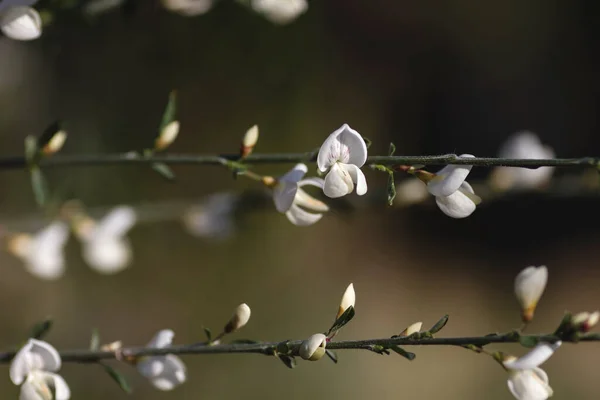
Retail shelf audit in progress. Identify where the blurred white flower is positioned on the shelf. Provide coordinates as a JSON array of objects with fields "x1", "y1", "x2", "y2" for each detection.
[
  {"x1": 490, "y1": 131, "x2": 555, "y2": 191},
  {"x1": 507, "y1": 367, "x2": 553, "y2": 400},
  {"x1": 137, "y1": 330, "x2": 186, "y2": 391},
  {"x1": 317, "y1": 124, "x2": 368, "y2": 198},
  {"x1": 161, "y1": 0, "x2": 214, "y2": 16},
  {"x1": 503, "y1": 341, "x2": 562, "y2": 371},
  {"x1": 299, "y1": 333, "x2": 326, "y2": 361},
  {"x1": 182, "y1": 193, "x2": 237, "y2": 239},
  {"x1": 336, "y1": 283, "x2": 355, "y2": 319},
  {"x1": 514, "y1": 266, "x2": 548, "y2": 322},
  {"x1": 273, "y1": 163, "x2": 329, "y2": 226},
  {"x1": 74, "y1": 206, "x2": 137, "y2": 274},
  {"x1": 7, "y1": 221, "x2": 69, "y2": 280},
  {"x1": 250, "y1": 0, "x2": 307, "y2": 24},
  {"x1": 394, "y1": 178, "x2": 429, "y2": 207},
  {"x1": 10, "y1": 339, "x2": 70, "y2": 400},
  {"x1": 0, "y1": 6, "x2": 41, "y2": 40}
]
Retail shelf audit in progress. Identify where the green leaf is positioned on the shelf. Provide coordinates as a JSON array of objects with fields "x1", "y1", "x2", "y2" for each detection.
[
  {"x1": 327, "y1": 306, "x2": 356, "y2": 336},
  {"x1": 159, "y1": 91, "x2": 177, "y2": 133},
  {"x1": 388, "y1": 142, "x2": 396, "y2": 156},
  {"x1": 151, "y1": 162, "x2": 176, "y2": 181},
  {"x1": 29, "y1": 318, "x2": 52, "y2": 340},
  {"x1": 325, "y1": 349, "x2": 338, "y2": 364},
  {"x1": 362, "y1": 136, "x2": 372, "y2": 149},
  {"x1": 38, "y1": 121, "x2": 62, "y2": 150},
  {"x1": 519, "y1": 335, "x2": 539, "y2": 348},
  {"x1": 202, "y1": 327, "x2": 212, "y2": 342},
  {"x1": 24, "y1": 136, "x2": 38, "y2": 165},
  {"x1": 90, "y1": 329, "x2": 100, "y2": 351},
  {"x1": 427, "y1": 315, "x2": 449, "y2": 335},
  {"x1": 389, "y1": 345, "x2": 416, "y2": 360},
  {"x1": 277, "y1": 354, "x2": 296, "y2": 369},
  {"x1": 30, "y1": 167, "x2": 48, "y2": 207},
  {"x1": 553, "y1": 312, "x2": 573, "y2": 336},
  {"x1": 102, "y1": 363, "x2": 132, "y2": 394},
  {"x1": 387, "y1": 171, "x2": 396, "y2": 206}
]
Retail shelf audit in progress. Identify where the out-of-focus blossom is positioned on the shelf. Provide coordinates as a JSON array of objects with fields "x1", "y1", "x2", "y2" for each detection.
[
  {"x1": 249, "y1": 0, "x2": 307, "y2": 24},
  {"x1": 182, "y1": 193, "x2": 238, "y2": 239},
  {"x1": 73, "y1": 206, "x2": 137, "y2": 274},
  {"x1": 83, "y1": 0, "x2": 126, "y2": 17},
  {"x1": 10, "y1": 339, "x2": 70, "y2": 400},
  {"x1": 0, "y1": 6, "x2": 41, "y2": 40},
  {"x1": 137, "y1": 330, "x2": 186, "y2": 391},
  {"x1": 161, "y1": 0, "x2": 214, "y2": 16},
  {"x1": 503, "y1": 341, "x2": 561, "y2": 371},
  {"x1": 317, "y1": 124, "x2": 368, "y2": 198},
  {"x1": 7, "y1": 221, "x2": 69, "y2": 280},
  {"x1": 299, "y1": 333, "x2": 326, "y2": 361},
  {"x1": 394, "y1": 178, "x2": 429, "y2": 207},
  {"x1": 514, "y1": 266, "x2": 548, "y2": 323},
  {"x1": 272, "y1": 163, "x2": 329, "y2": 226},
  {"x1": 490, "y1": 132, "x2": 555, "y2": 191}
]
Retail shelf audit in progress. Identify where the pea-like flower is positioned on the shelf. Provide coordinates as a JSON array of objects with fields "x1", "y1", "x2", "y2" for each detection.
[
  {"x1": 7, "y1": 221, "x2": 70, "y2": 280},
  {"x1": 299, "y1": 333, "x2": 327, "y2": 361},
  {"x1": 514, "y1": 266, "x2": 548, "y2": 322},
  {"x1": 137, "y1": 330, "x2": 187, "y2": 391},
  {"x1": 317, "y1": 124, "x2": 368, "y2": 199},
  {"x1": 0, "y1": 6, "x2": 42, "y2": 41},
  {"x1": 272, "y1": 163, "x2": 329, "y2": 226},
  {"x1": 10, "y1": 339, "x2": 71, "y2": 400},
  {"x1": 74, "y1": 206, "x2": 137, "y2": 274},
  {"x1": 249, "y1": 0, "x2": 308, "y2": 25}
]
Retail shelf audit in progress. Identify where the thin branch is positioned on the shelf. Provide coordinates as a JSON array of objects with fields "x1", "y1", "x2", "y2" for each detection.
[
  {"x1": 0, "y1": 333, "x2": 598, "y2": 364},
  {"x1": 0, "y1": 153, "x2": 599, "y2": 170}
]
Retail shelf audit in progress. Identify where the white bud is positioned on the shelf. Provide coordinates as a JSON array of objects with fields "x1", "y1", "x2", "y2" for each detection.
[
  {"x1": 224, "y1": 303, "x2": 251, "y2": 333},
  {"x1": 572, "y1": 311, "x2": 600, "y2": 332},
  {"x1": 514, "y1": 266, "x2": 548, "y2": 322},
  {"x1": 155, "y1": 121, "x2": 180, "y2": 151},
  {"x1": 337, "y1": 283, "x2": 355, "y2": 319},
  {"x1": 299, "y1": 333, "x2": 326, "y2": 361},
  {"x1": 240, "y1": 124, "x2": 259, "y2": 157},
  {"x1": 0, "y1": 6, "x2": 42, "y2": 41},
  {"x1": 42, "y1": 131, "x2": 67, "y2": 155},
  {"x1": 399, "y1": 322, "x2": 423, "y2": 337}
]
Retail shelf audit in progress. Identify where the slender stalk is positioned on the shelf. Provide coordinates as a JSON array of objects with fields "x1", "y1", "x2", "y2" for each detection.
[
  {"x1": 0, "y1": 333, "x2": 597, "y2": 364},
  {"x1": 0, "y1": 153, "x2": 598, "y2": 170}
]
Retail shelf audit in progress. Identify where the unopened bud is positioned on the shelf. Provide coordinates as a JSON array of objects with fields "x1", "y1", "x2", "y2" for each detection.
[
  {"x1": 336, "y1": 283, "x2": 355, "y2": 319},
  {"x1": 100, "y1": 340, "x2": 123, "y2": 352},
  {"x1": 299, "y1": 333, "x2": 326, "y2": 361},
  {"x1": 224, "y1": 303, "x2": 251, "y2": 334},
  {"x1": 42, "y1": 131, "x2": 67, "y2": 156},
  {"x1": 571, "y1": 311, "x2": 600, "y2": 333},
  {"x1": 155, "y1": 121, "x2": 180, "y2": 151},
  {"x1": 261, "y1": 175, "x2": 276, "y2": 188},
  {"x1": 413, "y1": 169, "x2": 436, "y2": 184},
  {"x1": 398, "y1": 322, "x2": 422, "y2": 337},
  {"x1": 240, "y1": 125, "x2": 259, "y2": 158},
  {"x1": 514, "y1": 266, "x2": 548, "y2": 323}
]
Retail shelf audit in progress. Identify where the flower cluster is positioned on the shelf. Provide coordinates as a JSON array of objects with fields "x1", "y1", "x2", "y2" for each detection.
[{"x1": 0, "y1": 3, "x2": 41, "y2": 41}]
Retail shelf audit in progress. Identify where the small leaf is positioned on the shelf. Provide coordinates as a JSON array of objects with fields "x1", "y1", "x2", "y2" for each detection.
[
  {"x1": 30, "y1": 167, "x2": 48, "y2": 207},
  {"x1": 90, "y1": 329, "x2": 100, "y2": 351},
  {"x1": 370, "y1": 164, "x2": 388, "y2": 172},
  {"x1": 102, "y1": 363, "x2": 132, "y2": 394},
  {"x1": 202, "y1": 327, "x2": 212, "y2": 342},
  {"x1": 427, "y1": 315, "x2": 449, "y2": 335},
  {"x1": 327, "y1": 306, "x2": 356, "y2": 336},
  {"x1": 519, "y1": 335, "x2": 539, "y2": 348},
  {"x1": 388, "y1": 142, "x2": 396, "y2": 156},
  {"x1": 363, "y1": 136, "x2": 372, "y2": 149},
  {"x1": 389, "y1": 345, "x2": 416, "y2": 361},
  {"x1": 159, "y1": 91, "x2": 177, "y2": 134},
  {"x1": 387, "y1": 171, "x2": 396, "y2": 206},
  {"x1": 24, "y1": 136, "x2": 38, "y2": 164},
  {"x1": 38, "y1": 121, "x2": 62, "y2": 150},
  {"x1": 553, "y1": 312, "x2": 573, "y2": 336},
  {"x1": 277, "y1": 354, "x2": 296, "y2": 369},
  {"x1": 29, "y1": 318, "x2": 52, "y2": 340},
  {"x1": 325, "y1": 349, "x2": 338, "y2": 364},
  {"x1": 151, "y1": 162, "x2": 176, "y2": 181}
]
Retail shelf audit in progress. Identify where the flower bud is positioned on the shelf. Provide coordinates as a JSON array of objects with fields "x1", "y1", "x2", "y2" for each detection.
[
  {"x1": 299, "y1": 333, "x2": 326, "y2": 361},
  {"x1": 514, "y1": 266, "x2": 548, "y2": 322},
  {"x1": 100, "y1": 340, "x2": 123, "y2": 352},
  {"x1": 240, "y1": 124, "x2": 259, "y2": 158},
  {"x1": 336, "y1": 283, "x2": 355, "y2": 319},
  {"x1": 261, "y1": 175, "x2": 276, "y2": 188},
  {"x1": 42, "y1": 130, "x2": 67, "y2": 155},
  {"x1": 155, "y1": 121, "x2": 180, "y2": 151},
  {"x1": 398, "y1": 322, "x2": 422, "y2": 337},
  {"x1": 0, "y1": 6, "x2": 42, "y2": 41},
  {"x1": 571, "y1": 311, "x2": 599, "y2": 333},
  {"x1": 224, "y1": 303, "x2": 251, "y2": 334}
]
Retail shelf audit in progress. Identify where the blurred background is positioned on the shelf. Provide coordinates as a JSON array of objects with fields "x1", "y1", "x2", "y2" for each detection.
[{"x1": 0, "y1": 0, "x2": 599, "y2": 399}]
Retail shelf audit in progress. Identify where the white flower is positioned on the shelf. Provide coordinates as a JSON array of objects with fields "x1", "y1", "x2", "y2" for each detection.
[
  {"x1": 224, "y1": 303, "x2": 251, "y2": 334},
  {"x1": 394, "y1": 178, "x2": 429, "y2": 207},
  {"x1": 337, "y1": 283, "x2": 355, "y2": 319},
  {"x1": 182, "y1": 193, "x2": 238, "y2": 239},
  {"x1": 299, "y1": 333, "x2": 326, "y2": 361},
  {"x1": 250, "y1": 0, "x2": 307, "y2": 24},
  {"x1": 75, "y1": 206, "x2": 137, "y2": 274},
  {"x1": 491, "y1": 131, "x2": 555, "y2": 191},
  {"x1": 503, "y1": 341, "x2": 562, "y2": 371},
  {"x1": 514, "y1": 266, "x2": 548, "y2": 322},
  {"x1": 7, "y1": 221, "x2": 70, "y2": 280},
  {"x1": 317, "y1": 124, "x2": 368, "y2": 198},
  {"x1": 507, "y1": 368, "x2": 553, "y2": 400},
  {"x1": 10, "y1": 339, "x2": 70, "y2": 400},
  {"x1": 434, "y1": 181, "x2": 481, "y2": 219},
  {"x1": 161, "y1": 0, "x2": 213, "y2": 16},
  {"x1": 0, "y1": 6, "x2": 41, "y2": 40},
  {"x1": 273, "y1": 163, "x2": 329, "y2": 226},
  {"x1": 137, "y1": 330, "x2": 186, "y2": 391}
]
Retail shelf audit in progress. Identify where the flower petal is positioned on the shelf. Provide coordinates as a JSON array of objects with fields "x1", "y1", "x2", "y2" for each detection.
[
  {"x1": 336, "y1": 124, "x2": 367, "y2": 167},
  {"x1": 317, "y1": 124, "x2": 367, "y2": 171},
  {"x1": 343, "y1": 163, "x2": 368, "y2": 195},
  {"x1": 148, "y1": 355, "x2": 186, "y2": 391},
  {"x1": 0, "y1": 6, "x2": 42, "y2": 41},
  {"x1": 49, "y1": 372, "x2": 71, "y2": 400},
  {"x1": 514, "y1": 266, "x2": 548, "y2": 315},
  {"x1": 507, "y1": 368, "x2": 553, "y2": 400},
  {"x1": 27, "y1": 222, "x2": 70, "y2": 280},
  {"x1": 435, "y1": 183, "x2": 477, "y2": 219},
  {"x1": 137, "y1": 357, "x2": 166, "y2": 379},
  {"x1": 147, "y1": 330, "x2": 175, "y2": 348},
  {"x1": 272, "y1": 180, "x2": 299, "y2": 213},
  {"x1": 503, "y1": 341, "x2": 562, "y2": 370},
  {"x1": 19, "y1": 377, "x2": 45, "y2": 400},
  {"x1": 83, "y1": 237, "x2": 132, "y2": 274},
  {"x1": 285, "y1": 204, "x2": 323, "y2": 226},
  {"x1": 279, "y1": 163, "x2": 307, "y2": 183},
  {"x1": 294, "y1": 187, "x2": 329, "y2": 212},
  {"x1": 10, "y1": 340, "x2": 34, "y2": 385},
  {"x1": 95, "y1": 206, "x2": 137, "y2": 238},
  {"x1": 428, "y1": 154, "x2": 474, "y2": 197},
  {"x1": 323, "y1": 163, "x2": 353, "y2": 198}
]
